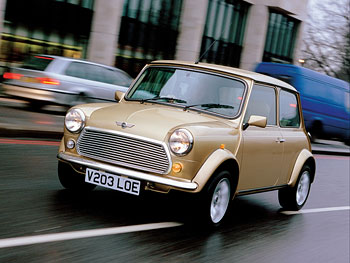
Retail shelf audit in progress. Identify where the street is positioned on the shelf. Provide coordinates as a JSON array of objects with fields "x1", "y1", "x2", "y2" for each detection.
[
  {"x1": 0, "y1": 97, "x2": 349, "y2": 262},
  {"x1": 0, "y1": 138, "x2": 349, "y2": 262}
]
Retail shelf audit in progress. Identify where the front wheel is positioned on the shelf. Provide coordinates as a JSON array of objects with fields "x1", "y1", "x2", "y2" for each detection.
[
  {"x1": 201, "y1": 170, "x2": 232, "y2": 226},
  {"x1": 278, "y1": 165, "x2": 312, "y2": 210}
]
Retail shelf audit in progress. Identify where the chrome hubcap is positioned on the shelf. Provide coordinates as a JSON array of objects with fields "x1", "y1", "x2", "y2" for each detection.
[
  {"x1": 296, "y1": 171, "x2": 311, "y2": 206},
  {"x1": 210, "y1": 178, "x2": 230, "y2": 224}
]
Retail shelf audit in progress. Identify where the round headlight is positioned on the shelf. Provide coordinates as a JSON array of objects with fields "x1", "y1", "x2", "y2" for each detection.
[
  {"x1": 169, "y1": 129, "x2": 193, "y2": 156},
  {"x1": 65, "y1": 108, "x2": 85, "y2": 133}
]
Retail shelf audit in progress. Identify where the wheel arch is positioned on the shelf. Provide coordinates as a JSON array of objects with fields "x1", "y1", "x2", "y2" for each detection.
[
  {"x1": 192, "y1": 149, "x2": 239, "y2": 193},
  {"x1": 288, "y1": 149, "x2": 316, "y2": 187},
  {"x1": 212, "y1": 159, "x2": 239, "y2": 196}
]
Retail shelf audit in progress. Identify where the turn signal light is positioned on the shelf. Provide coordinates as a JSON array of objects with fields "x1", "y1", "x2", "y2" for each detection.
[
  {"x1": 36, "y1": 77, "x2": 60, "y2": 85},
  {"x1": 3, "y1": 72, "x2": 23, "y2": 80},
  {"x1": 172, "y1": 163, "x2": 183, "y2": 173}
]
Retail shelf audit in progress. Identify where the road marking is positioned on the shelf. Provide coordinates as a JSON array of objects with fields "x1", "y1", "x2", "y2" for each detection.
[
  {"x1": 0, "y1": 138, "x2": 60, "y2": 146},
  {"x1": 0, "y1": 222, "x2": 183, "y2": 249},
  {"x1": 281, "y1": 206, "x2": 350, "y2": 215}
]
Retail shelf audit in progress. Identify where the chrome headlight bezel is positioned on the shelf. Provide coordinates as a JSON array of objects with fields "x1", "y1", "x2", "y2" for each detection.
[
  {"x1": 65, "y1": 108, "x2": 85, "y2": 133},
  {"x1": 169, "y1": 128, "x2": 194, "y2": 156}
]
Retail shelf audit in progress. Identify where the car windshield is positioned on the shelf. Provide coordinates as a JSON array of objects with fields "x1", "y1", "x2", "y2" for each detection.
[
  {"x1": 127, "y1": 67, "x2": 246, "y2": 117},
  {"x1": 21, "y1": 55, "x2": 54, "y2": 71}
]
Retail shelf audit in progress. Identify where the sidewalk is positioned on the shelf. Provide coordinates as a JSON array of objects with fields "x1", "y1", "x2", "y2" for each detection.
[{"x1": 311, "y1": 139, "x2": 350, "y2": 156}]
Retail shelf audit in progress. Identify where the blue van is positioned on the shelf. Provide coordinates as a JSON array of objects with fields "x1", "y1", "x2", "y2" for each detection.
[{"x1": 255, "y1": 62, "x2": 350, "y2": 144}]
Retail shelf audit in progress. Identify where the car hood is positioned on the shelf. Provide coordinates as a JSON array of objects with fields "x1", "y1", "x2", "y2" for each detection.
[{"x1": 83, "y1": 102, "x2": 239, "y2": 142}]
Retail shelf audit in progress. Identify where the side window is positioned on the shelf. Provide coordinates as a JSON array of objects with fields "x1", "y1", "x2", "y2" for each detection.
[
  {"x1": 345, "y1": 91, "x2": 350, "y2": 113},
  {"x1": 102, "y1": 68, "x2": 132, "y2": 86},
  {"x1": 84, "y1": 64, "x2": 104, "y2": 83},
  {"x1": 65, "y1": 62, "x2": 88, "y2": 79},
  {"x1": 244, "y1": 84, "x2": 277, "y2": 125},
  {"x1": 279, "y1": 90, "x2": 300, "y2": 128}
]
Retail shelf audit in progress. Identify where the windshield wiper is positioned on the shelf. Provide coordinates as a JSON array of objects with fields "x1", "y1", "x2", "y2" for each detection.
[
  {"x1": 183, "y1": 103, "x2": 234, "y2": 111},
  {"x1": 140, "y1": 96, "x2": 187, "y2": 104}
]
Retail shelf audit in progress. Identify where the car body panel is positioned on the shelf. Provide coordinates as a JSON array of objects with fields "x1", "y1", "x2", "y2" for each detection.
[{"x1": 288, "y1": 148, "x2": 315, "y2": 187}]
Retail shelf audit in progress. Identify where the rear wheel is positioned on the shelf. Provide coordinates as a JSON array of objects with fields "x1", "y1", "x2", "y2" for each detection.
[
  {"x1": 28, "y1": 101, "x2": 45, "y2": 110},
  {"x1": 310, "y1": 121, "x2": 323, "y2": 142},
  {"x1": 279, "y1": 165, "x2": 312, "y2": 210},
  {"x1": 58, "y1": 161, "x2": 96, "y2": 191}
]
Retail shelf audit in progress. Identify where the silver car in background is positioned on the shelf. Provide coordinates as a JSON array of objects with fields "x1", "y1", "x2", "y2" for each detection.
[{"x1": 1, "y1": 55, "x2": 133, "y2": 108}]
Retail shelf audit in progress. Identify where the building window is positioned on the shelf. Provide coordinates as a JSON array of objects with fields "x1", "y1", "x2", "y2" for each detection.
[
  {"x1": 0, "y1": 33, "x2": 83, "y2": 64},
  {"x1": 263, "y1": 10, "x2": 299, "y2": 63},
  {"x1": 116, "y1": 0, "x2": 183, "y2": 77},
  {"x1": 198, "y1": 0, "x2": 250, "y2": 67},
  {"x1": 0, "y1": 0, "x2": 93, "y2": 67}
]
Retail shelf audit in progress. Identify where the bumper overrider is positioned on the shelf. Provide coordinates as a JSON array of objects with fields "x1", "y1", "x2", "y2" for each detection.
[{"x1": 57, "y1": 152, "x2": 198, "y2": 191}]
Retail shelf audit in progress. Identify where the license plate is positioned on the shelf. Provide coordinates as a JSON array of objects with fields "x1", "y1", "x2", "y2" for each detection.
[
  {"x1": 21, "y1": 77, "x2": 38, "y2": 83},
  {"x1": 85, "y1": 168, "x2": 141, "y2": 196}
]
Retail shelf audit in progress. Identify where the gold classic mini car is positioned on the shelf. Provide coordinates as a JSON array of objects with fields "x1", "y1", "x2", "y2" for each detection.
[{"x1": 57, "y1": 61, "x2": 316, "y2": 225}]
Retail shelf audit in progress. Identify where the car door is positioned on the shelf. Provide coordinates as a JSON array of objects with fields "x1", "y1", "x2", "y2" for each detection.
[
  {"x1": 238, "y1": 84, "x2": 284, "y2": 190},
  {"x1": 278, "y1": 89, "x2": 307, "y2": 184}
]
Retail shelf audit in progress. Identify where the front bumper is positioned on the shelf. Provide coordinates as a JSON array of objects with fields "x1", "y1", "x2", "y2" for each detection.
[
  {"x1": 57, "y1": 152, "x2": 198, "y2": 191},
  {"x1": 2, "y1": 84, "x2": 72, "y2": 105}
]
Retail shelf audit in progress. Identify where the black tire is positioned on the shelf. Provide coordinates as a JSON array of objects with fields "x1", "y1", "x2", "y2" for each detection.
[
  {"x1": 278, "y1": 165, "x2": 312, "y2": 210},
  {"x1": 29, "y1": 101, "x2": 44, "y2": 110},
  {"x1": 200, "y1": 170, "x2": 233, "y2": 226},
  {"x1": 310, "y1": 121, "x2": 323, "y2": 142},
  {"x1": 58, "y1": 161, "x2": 96, "y2": 191}
]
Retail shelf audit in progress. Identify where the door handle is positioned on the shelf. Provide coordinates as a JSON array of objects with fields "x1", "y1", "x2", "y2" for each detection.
[{"x1": 276, "y1": 138, "x2": 286, "y2": 143}]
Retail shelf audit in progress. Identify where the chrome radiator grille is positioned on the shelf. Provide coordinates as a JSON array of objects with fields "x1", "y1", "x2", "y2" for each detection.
[{"x1": 77, "y1": 127, "x2": 171, "y2": 174}]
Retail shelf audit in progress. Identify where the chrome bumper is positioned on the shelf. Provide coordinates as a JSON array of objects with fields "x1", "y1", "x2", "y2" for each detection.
[{"x1": 57, "y1": 152, "x2": 198, "y2": 191}]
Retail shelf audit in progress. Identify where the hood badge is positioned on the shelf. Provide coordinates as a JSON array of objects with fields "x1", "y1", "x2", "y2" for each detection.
[{"x1": 116, "y1": 121, "x2": 135, "y2": 129}]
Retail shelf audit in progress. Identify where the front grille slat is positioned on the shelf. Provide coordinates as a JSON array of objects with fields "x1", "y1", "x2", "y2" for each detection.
[
  {"x1": 79, "y1": 147, "x2": 169, "y2": 168},
  {"x1": 78, "y1": 140, "x2": 167, "y2": 158},
  {"x1": 77, "y1": 128, "x2": 171, "y2": 174}
]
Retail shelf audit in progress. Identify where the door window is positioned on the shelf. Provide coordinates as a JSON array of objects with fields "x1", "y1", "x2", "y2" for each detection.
[{"x1": 244, "y1": 84, "x2": 277, "y2": 125}]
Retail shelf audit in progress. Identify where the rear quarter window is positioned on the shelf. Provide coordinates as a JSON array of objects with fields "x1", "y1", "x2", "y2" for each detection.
[
  {"x1": 279, "y1": 90, "x2": 300, "y2": 128},
  {"x1": 21, "y1": 55, "x2": 54, "y2": 71}
]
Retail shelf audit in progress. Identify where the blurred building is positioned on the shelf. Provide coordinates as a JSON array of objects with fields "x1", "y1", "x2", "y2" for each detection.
[{"x1": 0, "y1": 0, "x2": 308, "y2": 77}]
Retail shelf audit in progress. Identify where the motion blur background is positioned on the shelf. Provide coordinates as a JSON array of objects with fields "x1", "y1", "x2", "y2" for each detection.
[
  {"x1": 1, "y1": 0, "x2": 348, "y2": 80},
  {"x1": 0, "y1": 0, "x2": 302, "y2": 77}
]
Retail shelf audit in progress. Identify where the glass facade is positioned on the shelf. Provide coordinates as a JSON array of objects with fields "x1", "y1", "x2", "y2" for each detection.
[
  {"x1": 0, "y1": 0, "x2": 304, "y2": 78},
  {"x1": 263, "y1": 9, "x2": 299, "y2": 63},
  {"x1": 116, "y1": 0, "x2": 183, "y2": 77},
  {"x1": 0, "y1": 0, "x2": 94, "y2": 66},
  {"x1": 199, "y1": 0, "x2": 250, "y2": 67}
]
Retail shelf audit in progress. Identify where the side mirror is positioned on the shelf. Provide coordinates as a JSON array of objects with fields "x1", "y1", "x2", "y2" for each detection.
[
  {"x1": 115, "y1": 91, "x2": 125, "y2": 102},
  {"x1": 243, "y1": 115, "x2": 267, "y2": 130}
]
